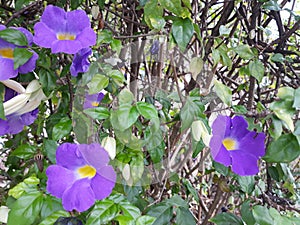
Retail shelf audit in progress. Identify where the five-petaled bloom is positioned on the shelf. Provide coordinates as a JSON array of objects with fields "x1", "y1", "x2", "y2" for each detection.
[
  {"x1": 0, "y1": 25, "x2": 38, "y2": 80},
  {"x1": 70, "y1": 47, "x2": 92, "y2": 77},
  {"x1": 83, "y1": 92, "x2": 104, "y2": 109},
  {"x1": 46, "y1": 143, "x2": 116, "y2": 212},
  {"x1": 33, "y1": 5, "x2": 96, "y2": 54},
  {"x1": 209, "y1": 115, "x2": 265, "y2": 176}
]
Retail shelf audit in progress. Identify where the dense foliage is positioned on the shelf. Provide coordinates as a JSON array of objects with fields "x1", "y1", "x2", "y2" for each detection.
[{"x1": 0, "y1": 0, "x2": 299, "y2": 224}]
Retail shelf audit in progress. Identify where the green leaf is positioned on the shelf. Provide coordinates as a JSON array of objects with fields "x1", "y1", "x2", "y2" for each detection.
[
  {"x1": 166, "y1": 195, "x2": 188, "y2": 208},
  {"x1": 210, "y1": 212, "x2": 244, "y2": 225},
  {"x1": 87, "y1": 74, "x2": 109, "y2": 94},
  {"x1": 249, "y1": 59, "x2": 265, "y2": 82},
  {"x1": 110, "y1": 105, "x2": 139, "y2": 131},
  {"x1": 147, "y1": 203, "x2": 173, "y2": 225},
  {"x1": 237, "y1": 176, "x2": 255, "y2": 194},
  {"x1": 52, "y1": 117, "x2": 72, "y2": 141},
  {"x1": 84, "y1": 107, "x2": 110, "y2": 120},
  {"x1": 136, "y1": 102, "x2": 158, "y2": 119},
  {"x1": 39, "y1": 69, "x2": 57, "y2": 96},
  {"x1": 0, "y1": 83, "x2": 4, "y2": 120},
  {"x1": 118, "y1": 89, "x2": 134, "y2": 106},
  {"x1": 234, "y1": 45, "x2": 255, "y2": 60},
  {"x1": 171, "y1": 18, "x2": 194, "y2": 51},
  {"x1": 212, "y1": 49, "x2": 220, "y2": 66},
  {"x1": 176, "y1": 207, "x2": 196, "y2": 225},
  {"x1": 252, "y1": 205, "x2": 274, "y2": 225},
  {"x1": 263, "y1": 133, "x2": 299, "y2": 163},
  {"x1": 277, "y1": 87, "x2": 294, "y2": 101},
  {"x1": 262, "y1": 0, "x2": 281, "y2": 11},
  {"x1": 241, "y1": 201, "x2": 256, "y2": 225},
  {"x1": 86, "y1": 199, "x2": 118, "y2": 225},
  {"x1": 293, "y1": 87, "x2": 300, "y2": 109},
  {"x1": 214, "y1": 80, "x2": 232, "y2": 106},
  {"x1": 108, "y1": 69, "x2": 126, "y2": 86},
  {"x1": 7, "y1": 192, "x2": 43, "y2": 225},
  {"x1": 11, "y1": 143, "x2": 35, "y2": 160},
  {"x1": 13, "y1": 48, "x2": 33, "y2": 70},
  {"x1": 0, "y1": 28, "x2": 28, "y2": 46},
  {"x1": 182, "y1": 179, "x2": 199, "y2": 202},
  {"x1": 160, "y1": 0, "x2": 185, "y2": 17},
  {"x1": 115, "y1": 215, "x2": 135, "y2": 225},
  {"x1": 136, "y1": 215, "x2": 156, "y2": 225},
  {"x1": 8, "y1": 175, "x2": 39, "y2": 199},
  {"x1": 180, "y1": 97, "x2": 204, "y2": 130},
  {"x1": 119, "y1": 200, "x2": 141, "y2": 220},
  {"x1": 40, "y1": 195, "x2": 64, "y2": 219},
  {"x1": 271, "y1": 53, "x2": 285, "y2": 62},
  {"x1": 43, "y1": 139, "x2": 58, "y2": 164},
  {"x1": 144, "y1": 0, "x2": 164, "y2": 29},
  {"x1": 189, "y1": 57, "x2": 204, "y2": 80},
  {"x1": 270, "y1": 100, "x2": 295, "y2": 132},
  {"x1": 39, "y1": 211, "x2": 70, "y2": 225},
  {"x1": 232, "y1": 105, "x2": 248, "y2": 114}
]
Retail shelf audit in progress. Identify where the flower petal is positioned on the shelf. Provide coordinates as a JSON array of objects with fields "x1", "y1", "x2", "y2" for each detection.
[
  {"x1": 40, "y1": 5, "x2": 67, "y2": 32},
  {"x1": 238, "y1": 131, "x2": 266, "y2": 157},
  {"x1": 66, "y1": 10, "x2": 91, "y2": 34},
  {"x1": 230, "y1": 151, "x2": 259, "y2": 176},
  {"x1": 33, "y1": 22, "x2": 57, "y2": 48},
  {"x1": 78, "y1": 143, "x2": 110, "y2": 170},
  {"x1": 213, "y1": 144, "x2": 231, "y2": 167},
  {"x1": 46, "y1": 165, "x2": 76, "y2": 198},
  {"x1": 14, "y1": 27, "x2": 34, "y2": 46},
  {"x1": 0, "y1": 58, "x2": 17, "y2": 80},
  {"x1": 51, "y1": 40, "x2": 83, "y2": 54},
  {"x1": 75, "y1": 27, "x2": 96, "y2": 48},
  {"x1": 62, "y1": 178, "x2": 95, "y2": 212},
  {"x1": 0, "y1": 119, "x2": 9, "y2": 135},
  {"x1": 91, "y1": 166, "x2": 116, "y2": 200},
  {"x1": 56, "y1": 143, "x2": 86, "y2": 170},
  {"x1": 229, "y1": 116, "x2": 249, "y2": 140},
  {"x1": 211, "y1": 115, "x2": 231, "y2": 137}
]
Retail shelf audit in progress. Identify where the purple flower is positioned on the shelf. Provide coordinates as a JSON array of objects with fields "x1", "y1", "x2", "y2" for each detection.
[
  {"x1": 33, "y1": 5, "x2": 96, "y2": 54},
  {"x1": 0, "y1": 25, "x2": 38, "y2": 80},
  {"x1": 150, "y1": 40, "x2": 159, "y2": 55},
  {"x1": 46, "y1": 143, "x2": 116, "y2": 212},
  {"x1": 209, "y1": 115, "x2": 265, "y2": 176},
  {"x1": 0, "y1": 109, "x2": 38, "y2": 136},
  {"x1": 70, "y1": 48, "x2": 92, "y2": 77},
  {"x1": 83, "y1": 92, "x2": 104, "y2": 109}
]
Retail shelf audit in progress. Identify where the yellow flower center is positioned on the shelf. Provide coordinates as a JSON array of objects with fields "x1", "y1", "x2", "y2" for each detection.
[
  {"x1": 77, "y1": 165, "x2": 96, "y2": 178},
  {"x1": 0, "y1": 48, "x2": 13, "y2": 59},
  {"x1": 222, "y1": 138, "x2": 237, "y2": 151},
  {"x1": 57, "y1": 33, "x2": 76, "y2": 41},
  {"x1": 91, "y1": 101, "x2": 99, "y2": 107}
]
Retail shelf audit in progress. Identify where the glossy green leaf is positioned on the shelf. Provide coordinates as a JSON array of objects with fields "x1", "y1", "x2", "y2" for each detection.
[
  {"x1": 214, "y1": 80, "x2": 232, "y2": 106},
  {"x1": 182, "y1": 179, "x2": 199, "y2": 202},
  {"x1": 271, "y1": 53, "x2": 285, "y2": 62},
  {"x1": 87, "y1": 74, "x2": 109, "y2": 94},
  {"x1": 119, "y1": 199, "x2": 141, "y2": 220},
  {"x1": 277, "y1": 87, "x2": 294, "y2": 101},
  {"x1": 118, "y1": 89, "x2": 134, "y2": 106},
  {"x1": 111, "y1": 105, "x2": 139, "y2": 131},
  {"x1": 84, "y1": 107, "x2": 110, "y2": 120},
  {"x1": 249, "y1": 59, "x2": 264, "y2": 82},
  {"x1": 234, "y1": 45, "x2": 255, "y2": 60},
  {"x1": 39, "y1": 69, "x2": 57, "y2": 96},
  {"x1": 175, "y1": 207, "x2": 196, "y2": 225},
  {"x1": 144, "y1": 0, "x2": 164, "y2": 29},
  {"x1": 270, "y1": 100, "x2": 295, "y2": 132},
  {"x1": 263, "y1": 133, "x2": 299, "y2": 163},
  {"x1": 147, "y1": 203, "x2": 173, "y2": 225},
  {"x1": 241, "y1": 201, "x2": 255, "y2": 225},
  {"x1": 171, "y1": 18, "x2": 194, "y2": 51},
  {"x1": 13, "y1": 48, "x2": 33, "y2": 69},
  {"x1": 180, "y1": 96, "x2": 204, "y2": 130},
  {"x1": 11, "y1": 143, "x2": 35, "y2": 160},
  {"x1": 293, "y1": 87, "x2": 300, "y2": 109},
  {"x1": 232, "y1": 105, "x2": 248, "y2": 114},
  {"x1": 252, "y1": 205, "x2": 274, "y2": 225},
  {"x1": 136, "y1": 102, "x2": 158, "y2": 119},
  {"x1": 237, "y1": 176, "x2": 255, "y2": 194},
  {"x1": 40, "y1": 195, "x2": 64, "y2": 219},
  {"x1": 8, "y1": 176, "x2": 39, "y2": 199},
  {"x1": 160, "y1": 0, "x2": 184, "y2": 16},
  {"x1": 7, "y1": 192, "x2": 43, "y2": 225},
  {"x1": 115, "y1": 215, "x2": 135, "y2": 225},
  {"x1": 0, "y1": 28, "x2": 28, "y2": 46},
  {"x1": 209, "y1": 212, "x2": 244, "y2": 225},
  {"x1": 0, "y1": 84, "x2": 4, "y2": 120},
  {"x1": 86, "y1": 199, "x2": 118, "y2": 225},
  {"x1": 39, "y1": 211, "x2": 69, "y2": 225},
  {"x1": 136, "y1": 215, "x2": 156, "y2": 225},
  {"x1": 262, "y1": 0, "x2": 281, "y2": 11},
  {"x1": 108, "y1": 70, "x2": 126, "y2": 86},
  {"x1": 52, "y1": 117, "x2": 72, "y2": 140}
]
